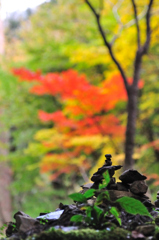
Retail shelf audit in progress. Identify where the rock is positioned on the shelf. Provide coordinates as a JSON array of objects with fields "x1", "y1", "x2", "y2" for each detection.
[
  {"x1": 91, "y1": 182, "x2": 100, "y2": 189},
  {"x1": 15, "y1": 215, "x2": 41, "y2": 233},
  {"x1": 150, "y1": 210, "x2": 158, "y2": 218},
  {"x1": 37, "y1": 210, "x2": 64, "y2": 220},
  {"x1": 131, "y1": 230, "x2": 145, "y2": 239},
  {"x1": 154, "y1": 200, "x2": 159, "y2": 208},
  {"x1": 135, "y1": 225, "x2": 155, "y2": 236},
  {"x1": 108, "y1": 190, "x2": 136, "y2": 201},
  {"x1": 108, "y1": 183, "x2": 117, "y2": 190},
  {"x1": 5, "y1": 154, "x2": 156, "y2": 240},
  {"x1": 139, "y1": 194, "x2": 149, "y2": 200},
  {"x1": 6, "y1": 222, "x2": 18, "y2": 237},
  {"x1": 14, "y1": 211, "x2": 30, "y2": 219},
  {"x1": 116, "y1": 182, "x2": 129, "y2": 191},
  {"x1": 98, "y1": 165, "x2": 122, "y2": 176},
  {"x1": 155, "y1": 215, "x2": 159, "y2": 225},
  {"x1": 142, "y1": 199, "x2": 154, "y2": 208},
  {"x1": 90, "y1": 154, "x2": 122, "y2": 183},
  {"x1": 104, "y1": 154, "x2": 112, "y2": 166},
  {"x1": 58, "y1": 205, "x2": 84, "y2": 226},
  {"x1": 91, "y1": 165, "x2": 122, "y2": 182},
  {"x1": 90, "y1": 173, "x2": 103, "y2": 182},
  {"x1": 130, "y1": 181, "x2": 148, "y2": 195},
  {"x1": 80, "y1": 183, "x2": 94, "y2": 194},
  {"x1": 119, "y1": 170, "x2": 147, "y2": 184},
  {"x1": 58, "y1": 202, "x2": 68, "y2": 210},
  {"x1": 81, "y1": 183, "x2": 93, "y2": 189},
  {"x1": 87, "y1": 198, "x2": 96, "y2": 206}
]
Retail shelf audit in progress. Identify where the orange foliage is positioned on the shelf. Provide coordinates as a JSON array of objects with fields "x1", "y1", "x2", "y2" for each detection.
[
  {"x1": 141, "y1": 139, "x2": 159, "y2": 151},
  {"x1": 12, "y1": 68, "x2": 144, "y2": 178},
  {"x1": 146, "y1": 173, "x2": 159, "y2": 186}
]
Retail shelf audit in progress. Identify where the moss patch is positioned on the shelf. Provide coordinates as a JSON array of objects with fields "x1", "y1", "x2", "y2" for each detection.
[{"x1": 27, "y1": 227, "x2": 129, "y2": 240}]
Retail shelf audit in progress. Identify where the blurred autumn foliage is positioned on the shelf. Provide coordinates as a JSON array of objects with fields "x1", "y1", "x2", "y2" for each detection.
[
  {"x1": 0, "y1": 0, "x2": 159, "y2": 218},
  {"x1": 12, "y1": 68, "x2": 129, "y2": 180}
]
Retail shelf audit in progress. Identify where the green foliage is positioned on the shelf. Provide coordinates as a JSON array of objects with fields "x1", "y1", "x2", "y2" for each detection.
[
  {"x1": 69, "y1": 193, "x2": 87, "y2": 203},
  {"x1": 98, "y1": 171, "x2": 110, "y2": 189},
  {"x1": 70, "y1": 171, "x2": 153, "y2": 229},
  {"x1": 70, "y1": 171, "x2": 121, "y2": 229},
  {"x1": 110, "y1": 207, "x2": 121, "y2": 226},
  {"x1": 70, "y1": 215, "x2": 83, "y2": 223},
  {"x1": 0, "y1": 223, "x2": 7, "y2": 237},
  {"x1": 116, "y1": 197, "x2": 152, "y2": 218},
  {"x1": 0, "y1": 68, "x2": 71, "y2": 217},
  {"x1": 83, "y1": 189, "x2": 96, "y2": 199}
]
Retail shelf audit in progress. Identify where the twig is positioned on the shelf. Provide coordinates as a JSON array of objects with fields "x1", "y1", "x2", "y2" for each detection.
[
  {"x1": 125, "y1": 5, "x2": 147, "y2": 28},
  {"x1": 132, "y1": 0, "x2": 154, "y2": 86},
  {"x1": 112, "y1": 0, "x2": 124, "y2": 24},
  {"x1": 131, "y1": 0, "x2": 141, "y2": 48},
  {"x1": 141, "y1": 0, "x2": 154, "y2": 55}
]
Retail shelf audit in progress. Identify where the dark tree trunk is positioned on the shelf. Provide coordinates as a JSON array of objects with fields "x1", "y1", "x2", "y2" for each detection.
[
  {"x1": 124, "y1": 88, "x2": 138, "y2": 170},
  {"x1": 124, "y1": 51, "x2": 142, "y2": 170}
]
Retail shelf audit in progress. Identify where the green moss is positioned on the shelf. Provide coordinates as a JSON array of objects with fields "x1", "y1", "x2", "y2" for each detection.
[{"x1": 27, "y1": 227, "x2": 129, "y2": 240}]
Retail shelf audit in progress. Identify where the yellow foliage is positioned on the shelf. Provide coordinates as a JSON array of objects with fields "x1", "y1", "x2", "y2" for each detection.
[
  {"x1": 40, "y1": 154, "x2": 86, "y2": 168},
  {"x1": 68, "y1": 1, "x2": 159, "y2": 73},
  {"x1": 24, "y1": 142, "x2": 48, "y2": 157},
  {"x1": 34, "y1": 128, "x2": 69, "y2": 150},
  {"x1": 68, "y1": 45, "x2": 110, "y2": 67},
  {"x1": 140, "y1": 92, "x2": 158, "y2": 119},
  {"x1": 34, "y1": 128, "x2": 59, "y2": 141},
  {"x1": 67, "y1": 135, "x2": 109, "y2": 149}
]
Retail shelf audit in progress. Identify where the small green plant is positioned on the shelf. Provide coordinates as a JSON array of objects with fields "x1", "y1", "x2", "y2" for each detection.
[
  {"x1": 0, "y1": 223, "x2": 7, "y2": 237},
  {"x1": 69, "y1": 170, "x2": 153, "y2": 229},
  {"x1": 38, "y1": 217, "x2": 49, "y2": 225}
]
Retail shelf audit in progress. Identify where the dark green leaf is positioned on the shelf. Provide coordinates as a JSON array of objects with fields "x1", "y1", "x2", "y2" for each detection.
[
  {"x1": 116, "y1": 197, "x2": 153, "y2": 218},
  {"x1": 93, "y1": 206, "x2": 103, "y2": 221},
  {"x1": 69, "y1": 193, "x2": 87, "y2": 203},
  {"x1": 110, "y1": 207, "x2": 121, "y2": 226},
  {"x1": 99, "y1": 171, "x2": 110, "y2": 189},
  {"x1": 86, "y1": 206, "x2": 92, "y2": 218},
  {"x1": 70, "y1": 215, "x2": 83, "y2": 223},
  {"x1": 103, "y1": 171, "x2": 110, "y2": 183},
  {"x1": 95, "y1": 191, "x2": 110, "y2": 205},
  {"x1": 83, "y1": 189, "x2": 96, "y2": 199}
]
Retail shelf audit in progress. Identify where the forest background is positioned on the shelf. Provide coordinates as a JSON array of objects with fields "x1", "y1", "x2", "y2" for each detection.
[{"x1": 0, "y1": 0, "x2": 159, "y2": 227}]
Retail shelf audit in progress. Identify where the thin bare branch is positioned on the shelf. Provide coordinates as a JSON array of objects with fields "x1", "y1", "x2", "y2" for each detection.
[
  {"x1": 112, "y1": 0, "x2": 124, "y2": 24},
  {"x1": 111, "y1": 5, "x2": 147, "y2": 45},
  {"x1": 125, "y1": 6, "x2": 147, "y2": 28},
  {"x1": 141, "y1": 0, "x2": 154, "y2": 55},
  {"x1": 132, "y1": 0, "x2": 154, "y2": 87},
  {"x1": 110, "y1": 27, "x2": 123, "y2": 45},
  {"x1": 85, "y1": 0, "x2": 129, "y2": 92},
  {"x1": 131, "y1": 0, "x2": 140, "y2": 48}
]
